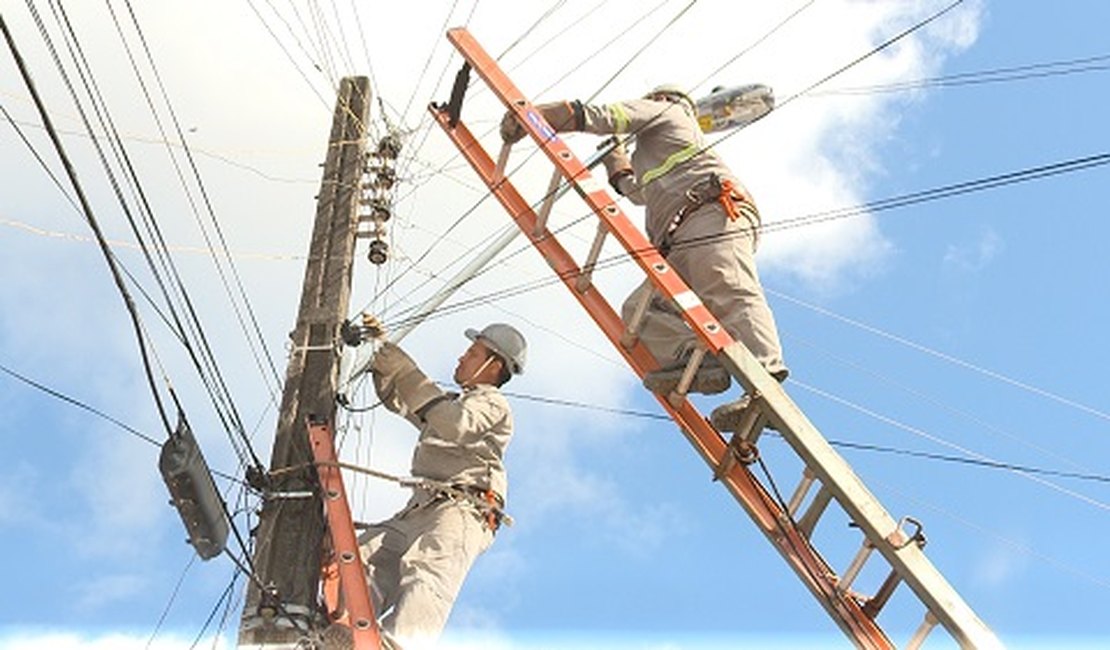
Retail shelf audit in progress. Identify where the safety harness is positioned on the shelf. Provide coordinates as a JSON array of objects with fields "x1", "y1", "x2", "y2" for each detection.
[
  {"x1": 430, "y1": 483, "x2": 510, "y2": 532},
  {"x1": 658, "y1": 173, "x2": 760, "y2": 256},
  {"x1": 295, "y1": 460, "x2": 513, "y2": 533}
]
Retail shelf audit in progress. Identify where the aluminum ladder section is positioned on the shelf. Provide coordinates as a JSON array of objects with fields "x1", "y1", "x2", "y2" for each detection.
[
  {"x1": 431, "y1": 26, "x2": 1001, "y2": 650},
  {"x1": 307, "y1": 418, "x2": 381, "y2": 650}
]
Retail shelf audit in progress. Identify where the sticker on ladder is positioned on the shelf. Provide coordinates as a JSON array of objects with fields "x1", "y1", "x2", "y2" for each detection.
[
  {"x1": 526, "y1": 109, "x2": 557, "y2": 142},
  {"x1": 673, "y1": 290, "x2": 703, "y2": 310},
  {"x1": 576, "y1": 174, "x2": 602, "y2": 195}
]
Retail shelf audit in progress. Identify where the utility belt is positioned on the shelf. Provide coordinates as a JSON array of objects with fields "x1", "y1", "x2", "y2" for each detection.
[
  {"x1": 429, "y1": 483, "x2": 511, "y2": 533},
  {"x1": 658, "y1": 173, "x2": 760, "y2": 256}
]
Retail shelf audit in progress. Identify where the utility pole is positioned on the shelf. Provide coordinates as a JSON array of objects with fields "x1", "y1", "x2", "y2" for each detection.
[{"x1": 238, "y1": 76, "x2": 371, "y2": 648}]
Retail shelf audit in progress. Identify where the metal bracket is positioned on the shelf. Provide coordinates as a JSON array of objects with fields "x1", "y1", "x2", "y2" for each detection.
[{"x1": 446, "y1": 62, "x2": 471, "y2": 128}]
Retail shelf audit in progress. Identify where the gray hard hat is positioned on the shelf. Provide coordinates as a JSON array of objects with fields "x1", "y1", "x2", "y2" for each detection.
[
  {"x1": 465, "y1": 323, "x2": 527, "y2": 375},
  {"x1": 644, "y1": 83, "x2": 695, "y2": 113}
]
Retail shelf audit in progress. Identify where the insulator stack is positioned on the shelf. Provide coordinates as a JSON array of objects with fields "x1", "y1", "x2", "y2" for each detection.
[{"x1": 359, "y1": 132, "x2": 403, "y2": 265}]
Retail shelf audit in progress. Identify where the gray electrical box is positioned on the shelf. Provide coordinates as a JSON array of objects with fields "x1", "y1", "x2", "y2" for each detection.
[{"x1": 159, "y1": 417, "x2": 228, "y2": 560}]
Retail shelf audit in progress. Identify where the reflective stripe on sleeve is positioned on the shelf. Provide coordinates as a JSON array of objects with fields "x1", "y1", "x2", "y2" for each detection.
[
  {"x1": 607, "y1": 103, "x2": 631, "y2": 133},
  {"x1": 641, "y1": 142, "x2": 699, "y2": 185}
]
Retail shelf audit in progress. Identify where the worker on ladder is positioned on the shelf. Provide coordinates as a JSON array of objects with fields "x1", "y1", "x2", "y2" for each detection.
[
  {"x1": 500, "y1": 85, "x2": 787, "y2": 426},
  {"x1": 354, "y1": 318, "x2": 526, "y2": 649}
]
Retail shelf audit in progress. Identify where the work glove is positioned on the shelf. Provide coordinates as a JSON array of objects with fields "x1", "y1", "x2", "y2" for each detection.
[
  {"x1": 500, "y1": 111, "x2": 527, "y2": 144},
  {"x1": 601, "y1": 139, "x2": 634, "y2": 195},
  {"x1": 361, "y1": 312, "x2": 387, "y2": 340},
  {"x1": 370, "y1": 341, "x2": 412, "y2": 377}
]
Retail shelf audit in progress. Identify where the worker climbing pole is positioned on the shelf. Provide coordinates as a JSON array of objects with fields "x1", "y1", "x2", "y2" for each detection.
[{"x1": 426, "y1": 27, "x2": 1003, "y2": 650}]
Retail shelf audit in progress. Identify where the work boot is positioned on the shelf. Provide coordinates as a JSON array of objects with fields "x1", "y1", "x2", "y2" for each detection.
[
  {"x1": 643, "y1": 356, "x2": 730, "y2": 395},
  {"x1": 319, "y1": 623, "x2": 354, "y2": 650},
  {"x1": 710, "y1": 395, "x2": 753, "y2": 433},
  {"x1": 711, "y1": 394, "x2": 782, "y2": 433}
]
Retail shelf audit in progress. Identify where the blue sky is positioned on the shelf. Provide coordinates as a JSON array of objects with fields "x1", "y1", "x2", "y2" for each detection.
[{"x1": 2, "y1": 1, "x2": 1109, "y2": 648}]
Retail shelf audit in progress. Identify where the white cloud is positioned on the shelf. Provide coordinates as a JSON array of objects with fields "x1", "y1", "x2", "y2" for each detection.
[
  {"x1": 0, "y1": 631, "x2": 228, "y2": 650},
  {"x1": 71, "y1": 573, "x2": 150, "y2": 614},
  {"x1": 943, "y1": 227, "x2": 1004, "y2": 272},
  {"x1": 0, "y1": 0, "x2": 985, "y2": 640},
  {"x1": 973, "y1": 538, "x2": 1031, "y2": 589}
]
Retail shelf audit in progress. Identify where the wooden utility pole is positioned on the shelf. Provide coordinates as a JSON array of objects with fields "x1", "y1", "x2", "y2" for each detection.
[{"x1": 238, "y1": 76, "x2": 371, "y2": 648}]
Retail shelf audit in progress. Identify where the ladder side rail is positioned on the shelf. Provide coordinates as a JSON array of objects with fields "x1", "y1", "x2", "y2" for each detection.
[
  {"x1": 307, "y1": 419, "x2": 381, "y2": 650},
  {"x1": 445, "y1": 27, "x2": 998, "y2": 649},
  {"x1": 446, "y1": 27, "x2": 733, "y2": 355},
  {"x1": 720, "y1": 342, "x2": 1003, "y2": 649},
  {"x1": 429, "y1": 105, "x2": 892, "y2": 649}
]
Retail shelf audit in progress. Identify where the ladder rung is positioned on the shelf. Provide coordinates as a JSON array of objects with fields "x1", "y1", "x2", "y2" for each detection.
[
  {"x1": 667, "y1": 347, "x2": 707, "y2": 407},
  {"x1": 534, "y1": 168, "x2": 563, "y2": 236},
  {"x1": 575, "y1": 221, "x2": 608, "y2": 293},
  {"x1": 493, "y1": 142, "x2": 511, "y2": 181},
  {"x1": 620, "y1": 282, "x2": 654, "y2": 349},
  {"x1": 796, "y1": 483, "x2": 833, "y2": 539},
  {"x1": 838, "y1": 538, "x2": 876, "y2": 595},
  {"x1": 787, "y1": 467, "x2": 818, "y2": 517},
  {"x1": 906, "y1": 610, "x2": 940, "y2": 650},
  {"x1": 862, "y1": 567, "x2": 904, "y2": 619}
]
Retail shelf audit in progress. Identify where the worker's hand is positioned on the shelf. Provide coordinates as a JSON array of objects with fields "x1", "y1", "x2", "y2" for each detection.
[
  {"x1": 361, "y1": 312, "x2": 387, "y2": 340},
  {"x1": 500, "y1": 110, "x2": 527, "y2": 144},
  {"x1": 370, "y1": 341, "x2": 411, "y2": 376}
]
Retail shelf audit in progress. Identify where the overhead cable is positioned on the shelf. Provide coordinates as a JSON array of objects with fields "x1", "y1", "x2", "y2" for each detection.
[
  {"x1": 379, "y1": 150, "x2": 1110, "y2": 333},
  {"x1": 117, "y1": 0, "x2": 285, "y2": 396},
  {"x1": 814, "y1": 52, "x2": 1110, "y2": 96},
  {"x1": 771, "y1": 287, "x2": 1110, "y2": 424},
  {"x1": 2, "y1": 8, "x2": 174, "y2": 435},
  {"x1": 0, "y1": 360, "x2": 162, "y2": 446},
  {"x1": 791, "y1": 379, "x2": 1110, "y2": 513}
]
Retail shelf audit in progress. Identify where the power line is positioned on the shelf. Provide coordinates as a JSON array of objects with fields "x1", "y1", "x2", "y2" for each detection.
[
  {"x1": 145, "y1": 554, "x2": 197, "y2": 650},
  {"x1": 41, "y1": 0, "x2": 265, "y2": 470},
  {"x1": 3, "y1": 5, "x2": 175, "y2": 435},
  {"x1": 800, "y1": 436, "x2": 1110, "y2": 485},
  {"x1": 370, "y1": 0, "x2": 702, "y2": 316},
  {"x1": 775, "y1": 0, "x2": 967, "y2": 111},
  {"x1": 0, "y1": 360, "x2": 162, "y2": 447},
  {"x1": 117, "y1": 0, "x2": 285, "y2": 398},
  {"x1": 813, "y1": 52, "x2": 1110, "y2": 96},
  {"x1": 378, "y1": 150, "x2": 1110, "y2": 334},
  {"x1": 770, "y1": 287, "x2": 1110, "y2": 424},
  {"x1": 792, "y1": 379, "x2": 1110, "y2": 513}
]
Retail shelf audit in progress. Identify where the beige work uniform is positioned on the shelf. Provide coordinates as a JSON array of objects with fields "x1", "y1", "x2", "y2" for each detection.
[
  {"x1": 359, "y1": 342, "x2": 512, "y2": 649},
  {"x1": 575, "y1": 98, "x2": 787, "y2": 376}
]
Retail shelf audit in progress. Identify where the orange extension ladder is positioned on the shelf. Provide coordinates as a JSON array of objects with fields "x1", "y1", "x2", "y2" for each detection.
[{"x1": 419, "y1": 26, "x2": 1003, "y2": 650}]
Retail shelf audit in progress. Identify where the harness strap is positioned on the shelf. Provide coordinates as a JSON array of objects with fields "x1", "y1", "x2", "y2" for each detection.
[{"x1": 659, "y1": 174, "x2": 760, "y2": 255}]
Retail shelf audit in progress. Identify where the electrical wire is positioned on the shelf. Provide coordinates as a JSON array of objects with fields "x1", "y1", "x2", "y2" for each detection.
[
  {"x1": 782, "y1": 435, "x2": 1110, "y2": 485},
  {"x1": 3, "y1": 6, "x2": 175, "y2": 436},
  {"x1": 42, "y1": 0, "x2": 266, "y2": 470},
  {"x1": 493, "y1": 383, "x2": 1110, "y2": 484},
  {"x1": 116, "y1": 0, "x2": 285, "y2": 397},
  {"x1": 368, "y1": 0, "x2": 700, "y2": 315},
  {"x1": 187, "y1": 566, "x2": 241, "y2": 650},
  {"x1": 0, "y1": 360, "x2": 163, "y2": 447},
  {"x1": 245, "y1": 0, "x2": 333, "y2": 111},
  {"x1": 375, "y1": 150, "x2": 1110, "y2": 336},
  {"x1": 813, "y1": 52, "x2": 1110, "y2": 96},
  {"x1": 770, "y1": 287, "x2": 1110, "y2": 424},
  {"x1": 494, "y1": 0, "x2": 567, "y2": 62},
  {"x1": 145, "y1": 554, "x2": 198, "y2": 650},
  {"x1": 689, "y1": 0, "x2": 817, "y2": 94},
  {"x1": 790, "y1": 379, "x2": 1110, "y2": 513},
  {"x1": 775, "y1": 0, "x2": 967, "y2": 112}
]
